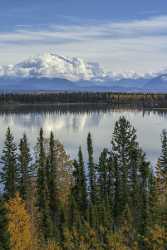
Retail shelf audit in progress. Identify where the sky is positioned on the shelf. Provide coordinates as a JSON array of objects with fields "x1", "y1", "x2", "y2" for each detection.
[{"x1": 1, "y1": 0, "x2": 167, "y2": 74}]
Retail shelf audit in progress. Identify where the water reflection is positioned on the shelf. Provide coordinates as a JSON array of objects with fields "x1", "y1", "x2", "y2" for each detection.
[{"x1": 0, "y1": 106, "x2": 167, "y2": 166}]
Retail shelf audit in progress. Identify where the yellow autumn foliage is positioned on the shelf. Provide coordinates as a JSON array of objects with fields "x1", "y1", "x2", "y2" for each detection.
[
  {"x1": 107, "y1": 232, "x2": 128, "y2": 250},
  {"x1": 43, "y1": 138, "x2": 73, "y2": 207},
  {"x1": 7, "y1": 192, "x2": 38, "y2": 250},
  {"x1": 52, "y1": 140, "x2": 73, "y2": 207},
  {"x1": 145, "y1": 224, "x2": 167, "y2": 250},
  {"x1": 45, "y1": 241, "x2": 62, "y2": 250},
  {"x1": 63, "y1": 226, "x2": 103, "y2": 250}
]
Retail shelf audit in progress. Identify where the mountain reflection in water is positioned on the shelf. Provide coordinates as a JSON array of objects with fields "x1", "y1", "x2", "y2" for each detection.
[{"x1": 0, "y1": 105, "x2": 167, "y2": 166}]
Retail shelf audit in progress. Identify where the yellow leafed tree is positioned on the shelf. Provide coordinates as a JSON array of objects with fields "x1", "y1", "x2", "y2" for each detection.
[
  {"x1": 43, "y1": 138, "x2": 73, "y2": 206},
  {"x1": 107, "y1": 232, "x2": 128, "y2": 250},
  {"x1": 144, "y1": 224, "x2": 167, "y2": 250},
  {"x1": 7, "y1": 192, "x2": 39, "y2": 250},
  {"x1": 45, "y1": 241, "x2": 62, "y2": 250}
]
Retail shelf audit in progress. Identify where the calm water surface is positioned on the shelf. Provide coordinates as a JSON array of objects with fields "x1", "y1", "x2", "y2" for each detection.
[{"x1": 0, "y1": 107, "x2": 166, "y2": 166}]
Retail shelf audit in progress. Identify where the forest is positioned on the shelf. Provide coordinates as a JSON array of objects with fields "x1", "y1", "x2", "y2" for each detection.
[
  {"x1": 1, "y1": 92, "x2": 167, "y2": 108},
  {"x1": 0, "y1": 116, "x2": 167, "y2": 250}
]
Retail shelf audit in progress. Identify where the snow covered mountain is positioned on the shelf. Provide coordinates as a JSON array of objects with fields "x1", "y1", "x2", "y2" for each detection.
[
  {"x1": 144, "y1": 73, "x2": 167, "y2": 92},
  {"x1": 0, "y1": 52, "x2": 155, "y2": 82},
  {"x1": 0, "y1": 52, "x2": 167, "y2": 92},
  {"x1": 0, "y1": 53, "x2": 106, "y2": 82}
]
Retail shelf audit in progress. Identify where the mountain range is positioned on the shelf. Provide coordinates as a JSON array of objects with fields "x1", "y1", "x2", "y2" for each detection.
[{"x1": 0, "y1": 52, "x2": 167, "y2": 92}]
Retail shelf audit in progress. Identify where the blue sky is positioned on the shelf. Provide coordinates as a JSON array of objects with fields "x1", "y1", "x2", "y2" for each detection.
[{"x1": 1, "y1": 0, "x2": 167, "y2": 74}]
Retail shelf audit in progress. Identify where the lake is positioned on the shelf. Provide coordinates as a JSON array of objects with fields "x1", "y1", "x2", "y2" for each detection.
[{"x1": 0, "y1": 105, "x2": 166, "y2": 166}]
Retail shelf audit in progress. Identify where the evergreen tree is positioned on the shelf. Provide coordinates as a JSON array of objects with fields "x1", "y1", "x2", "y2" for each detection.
[
  {"x1": 47, "y1": 132, "x2": 61, "y2": 240},
  {"x1": 155, "y1": 160, "x2": 167, "y2": 230},
  {"x1": 36, "y1": 128, "x2": 53, "y2": 241},
  {"x1": 159, "y1": 129, "x2": 167, "y2": 174},
  {"x1": 87, "y1": 133, "x2": 96, "y2": 204},
  {"x1": 77, "y1": 147, "x2": 88, "y2": 218},
  {"x1": 148, "y1": 170, "x2": 158, "y2": 227},
  {"x1": 71, "y1": 147, "x2": 88, "y2": 224},
  {"x1": 112, "y1": 156, "x2": 122, "y2": 228},
  {"x1": 107, "y1": 152, "x2": 115, "y2": 220},
  {"x1": 69, "y1": 171, "x2": 83, "y2": 231},
  {"x1": 129, "y1": 146, "x2": 140, "y2": 230},
  {"x1": 87, "y1": 133, "x2": 97, "y2": 227},
  {"x1": 138, "y1": 150, "x2": 150, "y2": 247},
  {"x1": 0, "y1": 128, "x2": 18, "y2": 199},
  {"x1": 0, "y1": 196, "x2": 10, "y2": 250},
  {"x1": 97, "y1": 148, "x2": 112, "y2": 228},
  {"x1": 98, "y1": 149, "x2": 109, "y2": 206},
  {"x1": 111, "y1": 117, "x2": 138, "y2": 225},
  {"x1": 157, "y1": 129, "x2": 167, "y2": 227},
  {"x1": 18, "y1": 134, "x2": 32, "y2": 200}
]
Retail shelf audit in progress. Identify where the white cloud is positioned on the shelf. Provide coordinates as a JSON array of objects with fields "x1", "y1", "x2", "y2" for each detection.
[
  {"x1": 0, "y1": 53, "x2": 106, "y2": 81},
  {"x1": 0, "y1": 15, "x2": 167, "y2": 74}
]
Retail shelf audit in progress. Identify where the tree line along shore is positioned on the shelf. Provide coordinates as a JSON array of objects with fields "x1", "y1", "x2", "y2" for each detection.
[{"x1": 0, "y1": 92, "x2": 167, "y2": 108}]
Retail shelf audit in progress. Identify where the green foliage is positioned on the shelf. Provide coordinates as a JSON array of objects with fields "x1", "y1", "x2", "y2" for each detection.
[
  {"x1": 72, "y1": 147, "x2": 87, "y2": 218},
  {"x1": 138, "y1": 151, "x2": 150, "y2": 238},
  {"x1": 97, "y1": 148, "x2": 112, "y2": 228},
  {"x1": 148, "y1": 170, "x2": 158, "y2": 226},
  {"x1": 159, "y1": 129, "x2": 167, "y2": 174},
  {"x1": 87, "y1": 133, "x2": 96, "y2": 205},
  {"x1": 69, "y1": 147, "x2": 88, "y2": 233},
  {"x1": 0, "y1": 128, "x2": 18, "y2": 199},
  {"x1": 87, "y1": 133, "x2": 98, "y2": 228},
  {"x1": 112, "y1": 117, "x2": 140, "y2": 227},
  {"x1": 18, "y1": 134, "x2": 32, "y2": 200},
  {"x1": 36, "y1": 129, "x2": 53, "y2": 241}
]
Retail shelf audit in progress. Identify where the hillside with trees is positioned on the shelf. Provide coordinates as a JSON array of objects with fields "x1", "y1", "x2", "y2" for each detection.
[{"x1": 0, "y1": 117, "x2": 167, "y2": 249}]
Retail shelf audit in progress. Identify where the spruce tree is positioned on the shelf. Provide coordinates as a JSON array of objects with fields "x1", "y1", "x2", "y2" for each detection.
[
  {"x1": 70, "y1": 160, "x2": 83, "y2": 230},
  {"x1": 0, "y1": 128, "x2": 18, "y2": 199},
  {"x1": 77, "y1": 146, "x2": 88, "y2": 217},
  {"x1": 155, "y1": 130, "x2": 167, "y2": 230},
  {"x1": 72, "y1": 147, "x2": 87, "y2": 221},
  {"x1": 148, "y1": 170, "x2": 158, "y2": 227},
  {"x1": 47, "y1": 132, "x2": 57, "y2": 216},
  {"x1": 47, "y1": 131, "x2": 61, "y2": 240},
  {"x1": 36, "y1": 128, "x2": 53, "y2": 241},
  {"x1": 87, "y1": 133, "x2": 96, "y2": 204},
  {"x1": 138, "y1": 150, "x2": 150, "y2": 247},
  {"x1": 158, "y1": 129, "x2": 167, "y2": 215},
  {"x1": 159, "y1": 129, "x2": 167, "y2": 174},
  {"x1": 97, "y1": 148, "x2": 112, "y2": 228},
  {"x1": 18, "y1": 134, "x2": 32, "y2": 200},
  {"x1": 155, "y1": 160, "x2": 167, "y2": 230},
  {"x1": 107, "y1": 152, "x2": 115, "y2": 226},
  {"x1": 129, "y1": 146, "x2": 140, "y2": 229},
  {"x1": 111, "y1": 116, "x2": 138, "y2": 224},
  {"x1": 87, "y1": 133, "x2": 97, "y2": 228},
  {"x1": 112, "y1": 156, "x2": 122, "y2": 229},
  {"x1": 98, "y1": 149, "x2": 108, "y2": 205}
]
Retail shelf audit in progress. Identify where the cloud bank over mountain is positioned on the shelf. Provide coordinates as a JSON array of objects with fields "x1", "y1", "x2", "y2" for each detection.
[
  {"x1": 0, "y1": 52, "x2": 167, "y2": 92},
  {"x1": 0, "y1": 52, "x2": 158, "y2": 81},
  {"x1": 0, "y1": 53, "x2": 106, "y2": 81}
]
